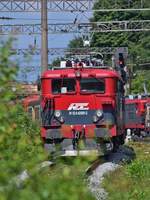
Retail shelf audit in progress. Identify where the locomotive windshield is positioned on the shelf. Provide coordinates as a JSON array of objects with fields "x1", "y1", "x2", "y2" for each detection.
[
  {"x1": 52, "y1": 78, "x2": 76, "y2": 94},
  {"x1": 80, "y1": 78, "x2": 105, "y2": 93}
]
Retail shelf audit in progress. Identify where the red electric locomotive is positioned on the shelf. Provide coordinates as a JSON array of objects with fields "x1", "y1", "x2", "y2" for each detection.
[
  {"x1": 125, "y1": 95, "x2": 150, "y2": 136},
  {"x1": 40, "y1": 59, "x2": 125, "y2": 155}
]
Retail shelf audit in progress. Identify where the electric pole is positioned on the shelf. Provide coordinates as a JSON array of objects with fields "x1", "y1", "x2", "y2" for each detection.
[{"x1": 41, "y1": 0, "x2": 48, "y2": 74}]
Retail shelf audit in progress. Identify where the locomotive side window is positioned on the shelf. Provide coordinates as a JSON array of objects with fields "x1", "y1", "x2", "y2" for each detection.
[
  {"x1": 52, "y1": 78, "x2": 76, "y2": 94},
  {"x1": 80, "y1": 78, "x2": 105, "y2": 93},
  {"x1": 126, "y1": 104, "x2": 137, "y2": 120}
]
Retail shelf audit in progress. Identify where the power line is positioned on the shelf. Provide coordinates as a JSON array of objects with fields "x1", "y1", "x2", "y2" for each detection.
[
  {"x1": 0, "y1": 16, "x2": 75, "y2": 22},
  {"x1": 92, "y1": 8, "x2": 150, "y2": 12},
  {"x1": 0, "y1": 16, "x2": 15, "y2": 19},
  {"x1": 0, "y1": 20, "x2": 150, "y2": 34},
  {"x1": 10, "y1": 47, "x2": 128, "y2": 56}
]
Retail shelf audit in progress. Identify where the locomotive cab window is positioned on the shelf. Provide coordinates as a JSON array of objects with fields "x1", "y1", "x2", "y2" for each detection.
[
  {"x1": 80, "y1": 78, "x2": 105, "y2": 93},
  {"x1": 52, "y1": 78, "x2": 76, "y2": 94}
]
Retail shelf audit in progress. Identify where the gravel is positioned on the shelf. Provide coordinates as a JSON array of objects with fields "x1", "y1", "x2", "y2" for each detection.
[
  {"x1": 88, "y1": 162, "x2": 119, "y2": 200},
  {"x1": 88, "y1": 145, "x2": 135, "y2": 200}
]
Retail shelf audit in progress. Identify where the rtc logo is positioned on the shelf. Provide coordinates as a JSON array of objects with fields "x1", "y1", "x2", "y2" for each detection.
[{"x1": 68, "y1": 103, "x2": 89, "y2": 111}]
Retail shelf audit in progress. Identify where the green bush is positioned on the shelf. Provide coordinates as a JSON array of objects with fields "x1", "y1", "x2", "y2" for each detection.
[
  {"x1": 126, "y1": 159, "x2": 150, "y2": 179},
  {"x1": 103, "y1": 143, "x2": 150, "y2": 200},
  {"x1": 0, "y1": 40, "x2": 46, "y2": 184},
  {"x1": 0, "y1": 40, "x2": 94, "y2": 200}
]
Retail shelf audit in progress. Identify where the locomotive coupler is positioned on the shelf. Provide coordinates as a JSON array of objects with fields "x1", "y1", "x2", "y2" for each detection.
[
  {"x1": 72, "y1": 131, "x2": 81, "y2": 150},
  {"x1": 72, "y1": 129, "x2": 86, "y2": 150},
  {"x1": 81, "y1": 128, "x2": 86, "y2": 139}
]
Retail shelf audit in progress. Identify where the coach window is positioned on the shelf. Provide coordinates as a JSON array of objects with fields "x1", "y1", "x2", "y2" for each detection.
[
  {"x1": 80, "y1": 78, "x2": 105, "y2": 93},
  {"x1": 34, "y1": 105, "x2": 40, "y2": 120},
  {"x1": 52, "y1": 78, "x2": 76, "y2": 94},
  {"x1": 27, "y1": 106, "x2": 33, "y2": 119}
]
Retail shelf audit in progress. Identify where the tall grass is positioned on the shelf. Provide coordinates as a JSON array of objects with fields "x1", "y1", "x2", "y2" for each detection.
[{"x1": 103, "y1": 143, "x2": 150, "y2": 200}]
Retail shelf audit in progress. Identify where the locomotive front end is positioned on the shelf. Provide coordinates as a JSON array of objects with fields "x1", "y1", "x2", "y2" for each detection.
[{"x1": 41, "y1": 65, "x2": 124, "y2": 155}]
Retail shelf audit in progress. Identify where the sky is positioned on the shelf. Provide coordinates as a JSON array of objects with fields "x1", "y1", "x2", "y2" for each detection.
[{"x1": 0, "y1": 11, "x2": 92, "y2": 82}]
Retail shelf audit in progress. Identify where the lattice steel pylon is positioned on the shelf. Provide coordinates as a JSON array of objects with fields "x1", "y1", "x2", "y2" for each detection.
[
  {"x1": 0, "y1": 0, "x2": 94, "y2": 12},
  {"x1": 0, "y1": 20, "x2": 150, "y2": 35},
  {"x1": 0, "y1": 0, "x2": 149, "y2": 12}
]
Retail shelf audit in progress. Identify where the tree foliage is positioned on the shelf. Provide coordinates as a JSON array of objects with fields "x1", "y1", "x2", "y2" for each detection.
[
  {"x1": 92, "y1": 0, "x2": 150, "y2": 59},
  {"x1": 68, "y1": 37, "x2": 83, "y2": 48},
  {"x1": 131, "y1": 70, "x2": 150, "y2": 94},
  {"x1": 68, "y1": 0, "x2": 150, "y2": 93},
  {"x1": 0, "y1": 41, "x2": 94, "y2": 200}
]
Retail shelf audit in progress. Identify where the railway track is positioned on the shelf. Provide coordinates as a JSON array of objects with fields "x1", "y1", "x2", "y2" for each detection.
[
  {"x1": 86, "y1": 145, "x2": 136, "y2": 200},
  {"x1": 85, "y1": 135, "x2": 150, "y2": 200},
  {"x1": 85, "y1": 157, "x2": 105, "y2": 176}
]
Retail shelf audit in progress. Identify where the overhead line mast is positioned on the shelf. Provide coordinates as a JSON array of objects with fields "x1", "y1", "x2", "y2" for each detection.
[
  {"x1": 1, "y1": 0, "x2": 149, "y2": 74},
  {"x1": 0, "y1": 20, "x2": 150, "y2": 34},
  {"x1": 41, "y1": 0, "x2": 48, "y2": 72},
  {"x1": 0, "y1": 0, "x2": 149, "y2": 12},
  {"x1": 0, "y1": 0, "x2": 94, "y2": 12}
]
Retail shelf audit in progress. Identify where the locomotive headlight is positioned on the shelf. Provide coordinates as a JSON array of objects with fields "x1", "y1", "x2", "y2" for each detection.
[
  {"x1": 96, "y1": 110, "x2": 103, "y2": 118},
  {"x1": 54, "y1": 110, "x2": 61, "y2": 118},
  {"x1": 93, "y1": 110, "x2": 103, "y2": 123}
]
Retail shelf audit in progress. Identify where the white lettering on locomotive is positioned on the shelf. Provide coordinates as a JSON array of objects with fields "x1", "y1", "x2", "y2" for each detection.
[
  {"x1": 68, "y1": 103, "x2": 89, "y2": 111},
  {"x1": 69, "y1": 111, "x2": 88, "y2": 116}
]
